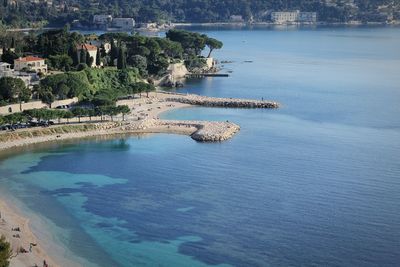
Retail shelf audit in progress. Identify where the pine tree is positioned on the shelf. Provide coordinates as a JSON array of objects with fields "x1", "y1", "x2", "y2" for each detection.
[
  {"x1": 88, "y1": 56, "x2": 94, "y2": 67},
  {"x1": 80, "y1": 49, "x2": 86, "y2": 64},
  {"x1": 110, "y1": 40, "x2": 118, "y2": 66},
  {"x1": 74, "y1": 50, "x2": 81, "y2": 66},
  {"x1": 117, "y1": 47, "x2": 126, "y2": 70},
  {"x1": 86, "y1": 50, "x2": 91, "y2": 66},
  {"x1": 96, "y1": 47, "x2": 101, "y2": 66}
]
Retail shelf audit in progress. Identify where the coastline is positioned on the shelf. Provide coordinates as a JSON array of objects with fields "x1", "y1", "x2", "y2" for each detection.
[
  {"x1": 0, "y1": 92, "x2": 278, "y2": 152},
  {"x1": 0, "y1": 91, "x2": 278, "y2": 266},
  {"x1": 0, "y1": 194, "x2": 83, "y2": 267}
]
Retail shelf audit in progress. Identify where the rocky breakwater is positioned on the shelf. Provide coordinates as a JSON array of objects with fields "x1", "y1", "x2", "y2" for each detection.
[
  {"x1": 163, "y1": 94, "x2": 280, "y2": 109},
  {"x1": 157, "y1": 120, "x2": 240, "y2": 142}
]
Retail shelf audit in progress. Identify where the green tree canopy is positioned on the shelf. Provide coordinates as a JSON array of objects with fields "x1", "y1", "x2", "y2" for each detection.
[
  {"x1": 0, "y1": 77, "x2": 30, "y2": 103},
  {"x1": 0, "y1": 235, "x2": 12, "y2": 267}
]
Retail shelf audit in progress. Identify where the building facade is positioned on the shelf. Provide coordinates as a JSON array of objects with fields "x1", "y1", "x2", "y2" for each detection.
[
  {"x1": 111, "y1": 18, "x2": 135, "y2": 30},
  {"x1": 271, "y1": 11, "x2": 317, "y2": 24},
  {"x1": 14, "y1": 56, "x2": 47, "y2": 74},
  {"x1": 0, "y1": 62, "x2": 13, "y2": 77},
  {"x1": 0, "y1": 61, "x2": 39, "y2": 87},
  {"x1": 76, "y1": 44, "x2": 98, "y2": 67},
  {"x1": 93, "y1": 14, "x2": 113, "y2": 25}
]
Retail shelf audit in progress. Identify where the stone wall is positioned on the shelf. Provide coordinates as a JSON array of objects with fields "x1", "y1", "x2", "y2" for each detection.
[
  {"x1": 0, "y1": 101, "x2": 47, "y2": 115},
  {"x1": 0, "y1": 97, "x2": 79, "y2": 115}
]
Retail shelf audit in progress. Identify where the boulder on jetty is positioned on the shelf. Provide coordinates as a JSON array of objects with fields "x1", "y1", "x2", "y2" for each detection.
[{"x1": 191, "y1": 121, "x2": 240, "y2": 142}]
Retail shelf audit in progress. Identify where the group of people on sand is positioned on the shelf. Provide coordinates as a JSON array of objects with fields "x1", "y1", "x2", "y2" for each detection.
[
  {"x1": 33, "y1": 260, "x2": 48, "y2": 267},
  {"x1": 1, "y1": 210, "x2": 49, "y2": 267}
]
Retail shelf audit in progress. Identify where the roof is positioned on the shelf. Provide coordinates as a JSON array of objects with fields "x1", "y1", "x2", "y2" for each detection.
[
  {"x1": 15, "y1": 56, "x2": 45, "y2": 62},
  {"x1": 0, "y1": 62, "x2": 11, "y2": 66},
  {"x1": 77, "y1": 43, "x2": 98, "y2": 51}
]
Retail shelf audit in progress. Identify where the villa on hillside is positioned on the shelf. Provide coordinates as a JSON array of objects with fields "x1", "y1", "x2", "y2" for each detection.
[
  {"x1": 14, "y1": 56, "x2": 48, "y2": 74},
  {"x1": 76, "y1": 44, "x2": 98, "y2": 67},
  {"x1": 0, "y1": 61, "x2": 39, "y2": 87}
]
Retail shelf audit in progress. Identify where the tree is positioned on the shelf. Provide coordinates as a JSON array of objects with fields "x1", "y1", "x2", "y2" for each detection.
[
  {"x1": 62, "y1": 110, "x2": 74, "y2": 123},
  {"x1": 96, "y1": 47, "x2": 101, "y2": 66},
  {"x1": 118, "y1": 105, "x2": 130, "y2": 121},
  {"x1": 166, "y1": 29, "x2": 207, "y2": 57},
  {"x1": 0, "y1": 235, "x2": 12, "y2": 267},
  {"x1": 48, "y1": 54, "x2": 73, "y2": 71},
  {"x1": 1, "y1": 49, "x2": 18, "y2": 65},
  {"x1": 205, "y1": 37, "x2": 223, "y2": 58},
  {"x1": 32, "y1": 85, "x2": 54, "y2": 104},
  {"x1": 80, "y1": 49, "x2": 87, "y2": 64},
  {"x1": 117, "y1": 47, "x2": 126, "y2": 70},
  {"x1": 87, "y1": 56, "x2": 94, "y2": 67},
  {"x1": 4, "y1": 112, "x2": 28, "y2": 125},
  {"x1": 106, "y1": 106, "x2": 119, "y2": 121},
  {"x1": 71, "y1": 107, "x2": 86, "y2": 123},
  {"x1": 74, "y1": 49, "x2": 80, "y2": 66},
  {"x1": 128, "y1": 55, "x2": 147, "y2": 77},
  {"x1": 76, "y1": 63, "x2": 88, "y2": 71},
  {"x1": 0, "y1": 77, "x2": 30, "y2": 103},
  {"x1": 110, "y1": 40, "x2": 119, "y2": 66}
]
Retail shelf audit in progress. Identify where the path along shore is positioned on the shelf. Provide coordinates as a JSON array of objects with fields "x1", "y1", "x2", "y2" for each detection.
[{"x1": 0, "y1": 91, "x2": 279, "y2": 266}]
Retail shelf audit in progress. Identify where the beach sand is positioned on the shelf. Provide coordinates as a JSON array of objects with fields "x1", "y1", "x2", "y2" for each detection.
[{"x1": 0, "y1": 198, "x2": 63, "y2": 267}]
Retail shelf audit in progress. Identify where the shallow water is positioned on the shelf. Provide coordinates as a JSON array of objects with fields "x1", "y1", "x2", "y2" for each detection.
[{"x1": 1, "y1": 26, "x2": 400, "y2": 267}]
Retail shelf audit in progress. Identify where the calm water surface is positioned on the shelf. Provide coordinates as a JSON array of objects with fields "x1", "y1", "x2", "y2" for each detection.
[{"x1": 1, "y1": 26, "x2": 400, "y2": 267}]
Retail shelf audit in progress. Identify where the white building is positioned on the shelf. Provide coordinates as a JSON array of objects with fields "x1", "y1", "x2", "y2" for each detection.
[
  {"x1": 76, "y1": 44, "x2": 98, "y2": 67},
  {"x1": 0, "y1": 62, "x2": 39, "y2": 87},
  {"x1": 271, "y1": 11, "x2": 317, "y2": 24},
  {"x1": 14, "y1": 56, "x2": 48, "y2": 74},
  {"x1": 90, "y1": 40, "x2": 112, "y2": 54},
  {"x1": 111, "y1": 18, "x2": 135, "y2": 30},
  {"x1": 93, "y1": 14, "x2": 113, "y2": 25},
  {"x1": 230, "y1": 15, "x2": 244, "y2": 22},
  {"x1": 0, "y1": 62, "x2": 13, "y2": 77}
]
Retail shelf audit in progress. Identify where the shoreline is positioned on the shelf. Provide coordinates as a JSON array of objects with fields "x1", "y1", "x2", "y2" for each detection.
[
  {"x1": 7, "y1": 21, "x2": 399, "y2": 33},
  {"x1": 0, "y1": 92, "x2": 278, "y2": 152},
  {"x1": 0, "y1": 195, "x2": 82, "y2": 267},
  {"x1": 0, "y1": 92, "x2": 278, "y2": 266}
]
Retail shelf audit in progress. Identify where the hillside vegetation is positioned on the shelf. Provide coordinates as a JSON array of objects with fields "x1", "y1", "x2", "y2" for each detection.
[{"x1": 0, "y1": 0, "x2": 398, "y2": 27}]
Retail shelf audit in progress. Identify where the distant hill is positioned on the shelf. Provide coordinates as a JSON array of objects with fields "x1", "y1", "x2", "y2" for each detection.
[{"x1": 0, "y1": 0, "x2": 399, "y2": 28}]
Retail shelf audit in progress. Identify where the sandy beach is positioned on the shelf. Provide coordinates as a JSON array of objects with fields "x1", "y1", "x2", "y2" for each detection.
[{"x1": 0, "y1": 198, "x2": 64, "y2": 267}]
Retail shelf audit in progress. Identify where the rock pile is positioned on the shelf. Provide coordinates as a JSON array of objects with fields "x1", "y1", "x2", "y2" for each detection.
[{"x1": 164, "y1": 94, "x2": 280, "y2": 109}]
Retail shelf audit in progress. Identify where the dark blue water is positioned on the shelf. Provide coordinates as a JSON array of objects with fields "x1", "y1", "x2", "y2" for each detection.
[{"x1": 1, "y1": 26, "x2": 400, "y2": 267}]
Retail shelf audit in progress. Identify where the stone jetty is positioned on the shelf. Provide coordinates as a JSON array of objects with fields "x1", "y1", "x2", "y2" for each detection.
[
  {"x1": 118, "y1": 119, "x2": 240, "y2": 142},
  {"x1": 158, "y1": 120, "x2": 240, "y2": 142},
  {"x1": 161, "y1": 92, "x2": 280, "y2": 109}
]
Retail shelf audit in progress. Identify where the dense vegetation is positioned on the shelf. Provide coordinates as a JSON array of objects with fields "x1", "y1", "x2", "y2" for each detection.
[
  {"x1": 0, "y1": 235, "x2": 12, "y2": 267},
  {"x1": 0, "y1": 0, "x2": 398, "y2": 27},
  {"x1": 0, "y1": 28, "x2": 220, "y2": 106},
  {"x1": 0, "y1": 77, "x2": 31, "y2": 104}
]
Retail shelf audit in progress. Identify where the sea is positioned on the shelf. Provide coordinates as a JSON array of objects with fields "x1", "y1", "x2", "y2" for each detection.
[{"x1": 0, "y1": 25, "x2": 399, "y2": 267}]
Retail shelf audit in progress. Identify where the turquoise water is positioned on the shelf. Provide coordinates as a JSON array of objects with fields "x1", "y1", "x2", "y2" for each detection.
[{"x1": 1, "y1": 26, "x2": 400, "y2": 266}]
